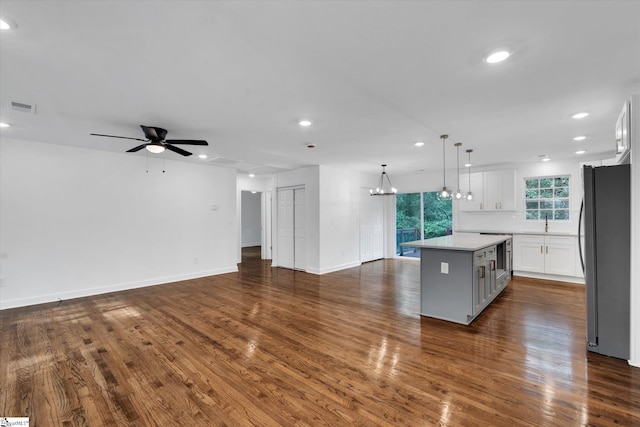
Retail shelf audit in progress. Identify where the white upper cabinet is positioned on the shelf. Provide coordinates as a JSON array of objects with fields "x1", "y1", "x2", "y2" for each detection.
[
  {"x1": 458, "y1": 170, "x2": 516, "y2": 212},
  {"x1": 458, "y1": 172, "x2": 484, "y2": 212},
  {"x1": 484, "y1": 170, "x2": 516, "y2": 211}
]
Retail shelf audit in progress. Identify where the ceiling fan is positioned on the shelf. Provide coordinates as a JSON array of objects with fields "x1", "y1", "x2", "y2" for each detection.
[{"x1": 90, "y1": 125, "x2": 208, "y2": 156}]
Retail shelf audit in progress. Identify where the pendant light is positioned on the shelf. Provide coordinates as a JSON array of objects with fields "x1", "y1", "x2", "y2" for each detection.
[
  {"x1": 454, "y1": 142, "x2": 463, "y2": 199},
  {"x1": 370, "y1": 164, "x2": 397, "y2": 196},
  {"x1": 465, "y1": 149, "x2": 474, "y2": 201},
  {"x1": 438, "y1": 135, "x2": 452, "y2": 200}
]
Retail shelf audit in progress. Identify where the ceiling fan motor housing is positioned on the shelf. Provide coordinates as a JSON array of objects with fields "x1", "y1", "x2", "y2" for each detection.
[{"x1": 141, "y1": 125, "x2": 167, "y2": 142}]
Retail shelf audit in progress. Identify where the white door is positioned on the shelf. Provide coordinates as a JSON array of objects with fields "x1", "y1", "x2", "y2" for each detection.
[
  {"x1": 277, "y1": 187, "x2": 306, "y2": 271},
  {"x1": 360, "y1": 188, "x2": 384, "y2": 262},
  {"x1": 293, "y1": 188, "x2": 306, "y2": 270},
  {"x1": 277, "y1": 189, "x2": 294, "y2": 269}
]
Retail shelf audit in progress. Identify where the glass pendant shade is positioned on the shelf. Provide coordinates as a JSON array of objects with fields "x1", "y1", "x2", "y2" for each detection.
[
  {"x1": 370, "y1": 164, "x2": 397, "y2": 196},
  {"x1": 437, "y1": 135, "x2": 452, "y2": 200}
]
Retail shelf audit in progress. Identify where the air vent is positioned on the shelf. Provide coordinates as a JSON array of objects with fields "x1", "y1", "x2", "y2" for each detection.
[
  {"x1": 9, "y1": 101, "x2": 36, "y2": 114},
  {"x1": 207, "y1": 157, "x2": 240, "y2": 166}
]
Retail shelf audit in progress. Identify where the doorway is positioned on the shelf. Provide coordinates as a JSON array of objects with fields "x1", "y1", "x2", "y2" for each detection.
[
  {"x1": 241, "y1": 190, "x2": 262, "y2": 255},
  {"x1": 396, "y1": 191, "x2": 452, "y2": 257}
]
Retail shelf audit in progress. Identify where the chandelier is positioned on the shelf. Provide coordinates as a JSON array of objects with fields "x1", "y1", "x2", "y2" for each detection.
[{"x1": 370, "y1": 164, "x2": 397, "y2": 196}]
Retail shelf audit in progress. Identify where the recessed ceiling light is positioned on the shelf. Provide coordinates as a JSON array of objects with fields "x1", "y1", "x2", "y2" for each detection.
[
  {"x1": 198, "y1": 154, "x2": 207, "y2": 159},
  {"x1": 573, "y1": 136, "x2": 586, "y2": 141},
  {"x1": 298, "y1": 119, "x2": 312, "y2": 127},
  {"x1": 576, "y1": 150, "x2": 586, "y2": 155},
  {"x1": 306, "y1": 143, "x2": 316, "y2": 149},
  {"x1": 485, "y1": 50, "x2": 511, "y2": 64},
  {"x1": 0, "y1": 122, "x2": 10, "y2": 128},
  {"x1": 249, "y1": 173, "x2": 255, "y2": 178},
  {"x1": 572, "y1": 112, "x2": 589, "y2": 119},
  {"x1": 542, "y1": 157, "x2": 551, "y2": 162},
  {"x1": 414, "y1": 141, "x2": 424, "y2": 147},
  {"x1": 464, "y1": 162, "x2": 472, "y2": 167},
  {"x1": 0, "y1": 16, "x2": 17, "y2": 30}
]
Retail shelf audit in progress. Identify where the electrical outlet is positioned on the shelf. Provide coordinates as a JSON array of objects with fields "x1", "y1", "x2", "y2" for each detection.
[{"x1": 441, "y1": 262, "x2": 449, "y2": 274}]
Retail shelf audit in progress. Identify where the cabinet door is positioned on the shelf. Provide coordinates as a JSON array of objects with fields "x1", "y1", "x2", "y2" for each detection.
[
  {"x1": 499, "y1": 170, "x2": 516, "y2": 210},
  {"x1": 459, "y1": 172, "x2": 484, "y2": 211},
  {"x1": 544, "y1": 236, "x2": 576, "y2": 276},
  {"x1": 483, "y1": 172, "x2": 501, "y2": 211},
  {"x1": 513, "y1": 235, "x2": 545, "y2": 273},
  {"x1": 473, "y1": 263, "x2": 487, "y2": 315},
  {"x1": 483, "y1": 170, "x2": 516, "y2": 211}
]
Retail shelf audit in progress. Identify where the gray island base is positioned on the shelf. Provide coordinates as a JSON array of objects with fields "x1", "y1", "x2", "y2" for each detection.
[{"x1": 402, "y1": 233, "x2": 513, "y2": 325}]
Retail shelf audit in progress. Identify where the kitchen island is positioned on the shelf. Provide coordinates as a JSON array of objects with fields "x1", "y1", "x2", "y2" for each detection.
[{"x1": 401, "y1": 233, "x2": 512, "y2": 325}]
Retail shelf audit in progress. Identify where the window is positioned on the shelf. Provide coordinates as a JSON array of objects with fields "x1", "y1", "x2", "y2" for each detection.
[
  {"x1": 525, "y1": 176, "x2": 570, "y2": 220},
  {"x1": 396, "y1": 191, "x2": 452, "y2": 256}
]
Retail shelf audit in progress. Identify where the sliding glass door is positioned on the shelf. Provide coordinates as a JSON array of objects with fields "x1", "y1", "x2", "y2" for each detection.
[{"x1": 396, "y1": 191, "x2": 452, "y2": 257}]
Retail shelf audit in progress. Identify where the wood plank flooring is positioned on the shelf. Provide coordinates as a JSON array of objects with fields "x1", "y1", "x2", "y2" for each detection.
[{"x1": 1, "y1": 247, "x2": 639, "y2": 426}]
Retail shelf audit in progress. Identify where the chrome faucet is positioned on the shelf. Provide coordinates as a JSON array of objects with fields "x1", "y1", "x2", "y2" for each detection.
[{"x1": 545, "y1": 213, "x2": 549, "y2": 233}]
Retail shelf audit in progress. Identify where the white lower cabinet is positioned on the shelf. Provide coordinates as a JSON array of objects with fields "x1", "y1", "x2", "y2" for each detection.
[{"x1": 513, "y1": 234, "x2": 576, "y2": 277}]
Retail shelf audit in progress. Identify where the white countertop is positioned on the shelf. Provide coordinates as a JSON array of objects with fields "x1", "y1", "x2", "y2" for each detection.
[
  {"x1": 400, "y1": 233, "x2": 511, "y2": 251},
  {"x1": 455, "y1": 229, "x2": 578, "y2": 237}
]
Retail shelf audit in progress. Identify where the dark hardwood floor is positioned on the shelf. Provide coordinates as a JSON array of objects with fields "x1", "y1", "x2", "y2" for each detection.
[{"x1": 1, "y1": 248, "x2": 638, "y2": 426}]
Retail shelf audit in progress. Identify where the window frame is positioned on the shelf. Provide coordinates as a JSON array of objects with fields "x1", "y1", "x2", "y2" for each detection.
[{"x1": 524, "y1": 175, "x2": 570, "y2": 221}]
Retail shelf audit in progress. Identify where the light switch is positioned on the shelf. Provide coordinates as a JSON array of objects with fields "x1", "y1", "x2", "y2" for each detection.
[{"x1": 441, "y1": 262, "x2": 449, "y2": 274}]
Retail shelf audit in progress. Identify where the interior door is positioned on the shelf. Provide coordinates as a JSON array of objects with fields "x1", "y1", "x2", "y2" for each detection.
[
  {"x1": 277, "y1": 189, "x2": 294, "y2": 269},
  {"x1": 293, "y1": 188, "x2": 306, "y2": 270},
  {"x1": 360, "y1": 188, "x2": 384, "y2": 262}
]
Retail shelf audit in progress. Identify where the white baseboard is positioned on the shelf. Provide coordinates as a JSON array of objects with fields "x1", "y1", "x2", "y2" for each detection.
[
  {"x1": 0, "y1": 265, "x2": 239, "y2": 310},
  {"x1": 513, "y1": 270, "x2": 585, "y2": 284},
  {"x1": 306, "y1": 261, "x2": 362, "y2": 275}
]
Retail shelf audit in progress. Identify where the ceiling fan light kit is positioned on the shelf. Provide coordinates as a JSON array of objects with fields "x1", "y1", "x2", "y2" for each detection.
[{"x1": 90, "y1": 125, "x2": 208, "y2": 157}]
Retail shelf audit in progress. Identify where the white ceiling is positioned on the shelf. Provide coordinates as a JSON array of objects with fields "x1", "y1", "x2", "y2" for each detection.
[{"x1": 1, "y1": 1, "x2": 639, "y2": 176}]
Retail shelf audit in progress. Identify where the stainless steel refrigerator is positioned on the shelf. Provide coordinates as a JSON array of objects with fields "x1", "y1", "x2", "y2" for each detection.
[{"x1": 581, "y1": 164, "x2": 630, "y2": 359}]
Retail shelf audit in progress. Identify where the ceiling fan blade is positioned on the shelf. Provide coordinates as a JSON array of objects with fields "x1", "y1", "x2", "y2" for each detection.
[
  {"x1": 164, "y1": 144, "x2": 192, "y2": 157},
  {"x1": 165, "y1": 144, "x2": 193, "y2": 156},
  {"x1": 90, "y1": 133, "x2": 147, "y2": 142},
  {"x1": 165, "y1": 139, "x2": 208, "y2": 146},
  {"x1": 126, "y1": 144, "x2": 148, "y2": 153}
]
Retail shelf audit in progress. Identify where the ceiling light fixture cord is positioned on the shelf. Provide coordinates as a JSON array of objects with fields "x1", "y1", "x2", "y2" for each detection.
[
  {"x1": 455, "y1": 142, "x2": 463, "y2": 199},
  {"x1": 466, "y1": 149, "x2": 474, "y2": 201},
  {"x1": 438, "y1": 135, "x2": 452, "y2": 200}
]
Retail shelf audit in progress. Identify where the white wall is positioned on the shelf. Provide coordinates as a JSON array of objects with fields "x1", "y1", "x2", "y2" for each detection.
[
  {"x1": 241, "y1": 191, "x2": 261, "y2": 247},
  {"x1": 0, "y1": 138, "x2": 238, "y2": 309},
  {"x1": 317, "y1": 166, "x2": 361, "y2": 274}
]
